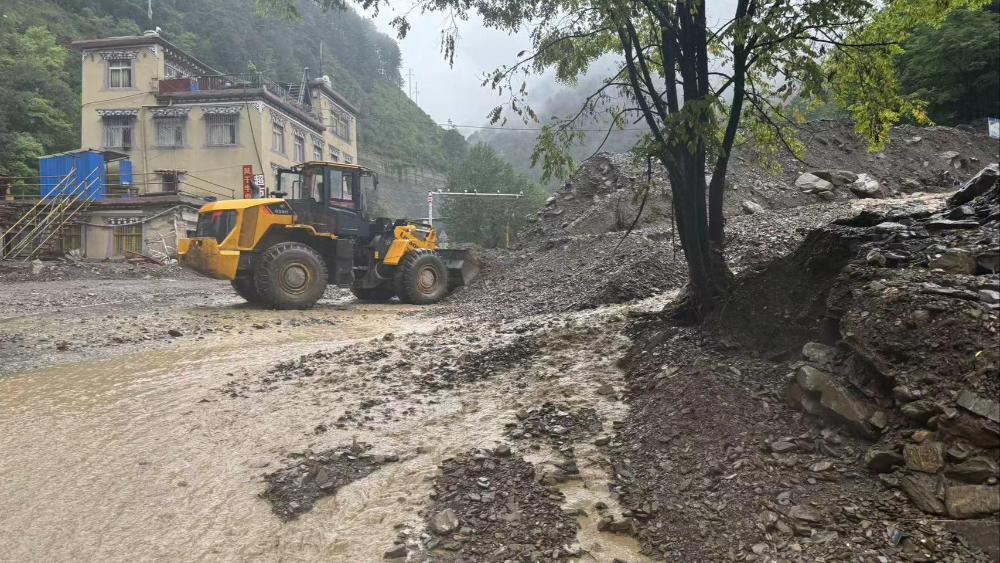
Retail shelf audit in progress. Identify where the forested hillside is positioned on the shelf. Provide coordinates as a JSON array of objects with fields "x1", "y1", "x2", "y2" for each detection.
[{"x1": 0, "y1": 0, "x2": 462, "y2": 178}]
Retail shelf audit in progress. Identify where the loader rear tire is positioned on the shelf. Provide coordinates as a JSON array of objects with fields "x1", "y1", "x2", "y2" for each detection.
[
  {"x1": 350, "y1": 284, "x2": 396, "y2": 302},
  {"x1": 231, "y1": 276, "x2": 268, "y2": 305},
  {"x1": 254, "y1": 242, "x2": 328, "y2": 310},
  {"x1": 394, "y1": 250, "x2": 448, "y2": 305}
]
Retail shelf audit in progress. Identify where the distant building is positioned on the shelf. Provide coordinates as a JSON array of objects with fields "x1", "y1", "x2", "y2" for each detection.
[
  {"x1": 73, "y1": 31, "x2": 359, "y2": 197},
  {"x1": 0, "y1": 31, "x2": 362, "y2": 261}
]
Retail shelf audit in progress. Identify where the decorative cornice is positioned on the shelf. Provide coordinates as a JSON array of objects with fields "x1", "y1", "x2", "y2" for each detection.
[
  {"x1": 201, "y1": 105, "x2": 242, "y2": 115},
  {"x1": 150, "y1": 107, "x2": 190, "y2": 118},
  {"x1": 99, "y1": 49, "x2": 140, "y2": 60},
  {"x1": 96, "y1": 109, "x2": 139, "y2": 118},
  {"x1": 292, "y1": 125, "x2": 307, "y2": 138},
  {"x1": 310, "y1": 133, "x2": 324, "y2": 145},
  {"x1": 268, "y1": 108, "x2": 289, "y2": 127}
]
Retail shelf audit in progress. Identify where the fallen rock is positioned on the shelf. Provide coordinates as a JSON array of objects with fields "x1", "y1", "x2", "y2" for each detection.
[
  {"x1": 928, "y1": 248, "x2": 977, "y2": 274},
  {"x1": 849, "y1": 174, "x2": 881, "y2": 198},
  {"x1": 946, "y1": 457, "x2": 999, "y2": 484},
  {"x1": 801, "y1": 342, "x2": 835, "y2": 368},
  {"x1": 945, "y1": 485, "x2": 1000, "y2": 519},
  {"x1": 793, "y1": 365, "x2": 876, "y2": 437},
  {"x1": 430, "y1": 508, "x2": 460, "y2": 535},
  {"x1": 900, "y1": 472, "x2": 946, "y2": 515},
  {"x1": 864, "y1": 448, "x2": 904, "y2": 473},
  {"x1": 904, "y1": 442, "x2": 945, "y2": 474},
  {"x1": 813, "y1": 169, "x2": 859, "y2": 186},
  {"x1": 787, "y1": 505, "x2": 823, "y2": 523},
  {"x1": 901, "y1": 399, "x2": 942, "y2": 423},
  {"x1": 944, "y1": 520, "x2": 1000, "y2": 560},
  {"x1": 795, "y1": 173, "x2": 835, "y2": 192},
  {"x1": 383, "y1": 545, "x2": 407, "y2": 560},
  {"x1": 948, "y1": 163, "x2": 999, "y2": 206},
  {"x1": 741, "y1": 200, "x2": 765, "y2": 215},
  {"x1": 957, "y1": 389, "x2": 1000, "y2": 423}
]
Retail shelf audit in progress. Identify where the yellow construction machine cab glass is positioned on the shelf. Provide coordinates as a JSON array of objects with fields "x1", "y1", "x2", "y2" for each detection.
[{"x1": 274, "y1": 162, "x2": 379, "y2": 238}]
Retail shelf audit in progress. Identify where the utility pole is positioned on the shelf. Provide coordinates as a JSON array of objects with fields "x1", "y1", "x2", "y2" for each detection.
[{"x1": 407, "y1": 68, "x2": 414, "y2": 99}]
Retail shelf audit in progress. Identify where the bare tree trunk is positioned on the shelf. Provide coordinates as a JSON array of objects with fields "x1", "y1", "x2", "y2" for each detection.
[{"x1": 661, "y1": 145, "x2": 731, "y2": 320}]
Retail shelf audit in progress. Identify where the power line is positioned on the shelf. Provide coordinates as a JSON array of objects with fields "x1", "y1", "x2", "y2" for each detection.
[{"x1": 436, "y1": 123, "x2": 647, "y2": 132}]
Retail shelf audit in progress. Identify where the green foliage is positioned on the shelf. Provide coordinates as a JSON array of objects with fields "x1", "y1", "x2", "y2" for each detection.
[
  {"x1": 0, "y1": 0, "x2": 464, "y2": 182},
  {"x1": 897, "y1": 8, "x2": 1000, "y2": 125},
  {"x1": 828, "y1": 0, "x2": 990, "y2": 150},
  {"x1": 440, "y1": 143, "x2": 547, "y2": 248},
  {"x1": 0, "y1": 21, "x2": 76, "y2": 183}
]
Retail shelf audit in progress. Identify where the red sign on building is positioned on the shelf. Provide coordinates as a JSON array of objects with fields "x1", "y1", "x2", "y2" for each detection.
[{"x1": 242, "y1": 165, "x2": 253, "y2": 199}]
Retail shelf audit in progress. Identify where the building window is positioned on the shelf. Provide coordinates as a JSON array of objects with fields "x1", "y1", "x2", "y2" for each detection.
[
  {"x1": 206, "y1": 114, "x2": 238, "y2": 146},
  {"x1": 272, "y1": 122, "x2": 286, "y2": 154},
  {"x1": 313, "y1": 142, "x2": 323, "y2": 161},
  {"x1": 103, "y1": 116, "x2": 135, "y2": 150},
  {"x1": 328, "y1": 146, "x2": 341, "y2": 162},
  {"x1": 108, "y1": 59, "x2": 133, "y2": 88},
  {"x1": 293, "y1": 135, "x2": 306, "y2": 163},
  {"x1": 60, "y1": 224, "x2": 83, "y2": 253},
  {"x1": 154, "y1": 117, "x2": 186, "y2": 147},
  {"x1": 345, "y1": 154, "x2": 354, "y2": 164},
  {"x1": 159, "y1": 171, "x2": 182, "y2": 193},
  {"x1": 330, "y1": 106, "x2": 352, "y2": 140},
  {"x1": 113, "y1": 223, "x2": 143, "y2": 256}
]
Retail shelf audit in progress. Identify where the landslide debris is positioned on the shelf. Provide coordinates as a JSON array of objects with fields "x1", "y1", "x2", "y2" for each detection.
[
  {"x1": 396, "y1": 449, "x2": 577, "y2": 562},
  {"x1": 448, "y1": 122, "x2": 998, "y2": 320},
  {"x1": 260, "y1": 442, "x2": 398, "y2": 521},
  {"x1": 614, "y1": 163, "x2": 1000, "y2": 561}
]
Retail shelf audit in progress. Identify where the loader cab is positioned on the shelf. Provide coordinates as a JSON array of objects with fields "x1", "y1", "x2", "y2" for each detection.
[{"x1": 275, "y1": 162, "x2": 377, "y2": 238}]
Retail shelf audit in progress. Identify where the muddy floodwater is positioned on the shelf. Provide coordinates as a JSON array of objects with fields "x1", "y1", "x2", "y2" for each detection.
[{"x1": 0, "y1": 278, "x2": 657, "y2": 562}]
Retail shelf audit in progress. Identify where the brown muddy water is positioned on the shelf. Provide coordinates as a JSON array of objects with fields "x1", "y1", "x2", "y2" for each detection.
[{"x1": 0, "y1": 280, "x2": 662, "y2": 562}]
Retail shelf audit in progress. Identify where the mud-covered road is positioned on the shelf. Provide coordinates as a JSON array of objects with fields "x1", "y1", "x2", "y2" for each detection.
[{"x1": 0, "y1": 277, "x2": 656, "y2": 562}]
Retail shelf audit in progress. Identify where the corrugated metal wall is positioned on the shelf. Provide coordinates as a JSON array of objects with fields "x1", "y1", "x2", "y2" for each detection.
[{"x1": 39, "y1": 151, "x2": 109, "y2": 200}]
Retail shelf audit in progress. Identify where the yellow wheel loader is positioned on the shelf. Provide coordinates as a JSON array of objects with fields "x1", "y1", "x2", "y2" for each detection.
[{"x1": 178, "y1": 161, "x2": 477, "y2": 309}]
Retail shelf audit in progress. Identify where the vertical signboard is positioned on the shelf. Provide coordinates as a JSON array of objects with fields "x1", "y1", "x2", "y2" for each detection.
[{"x1": 242, "y1": 165, "x2": 253, "y2": 199}]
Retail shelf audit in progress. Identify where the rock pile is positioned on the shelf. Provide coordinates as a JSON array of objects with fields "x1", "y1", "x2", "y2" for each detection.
[
  {"x1": 779, "y1": 164, "x2": 1000, "y2": 550},
  {"x1": 395, "y1": 449, "x2": 577, "y2": 562},
  {"x1": 260, "y1": 442, "x2": 398, "y2": 520}
]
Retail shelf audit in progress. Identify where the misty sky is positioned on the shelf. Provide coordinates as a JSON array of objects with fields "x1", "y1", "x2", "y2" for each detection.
[{"x1": 368, "y1": 1, "x2": 738, "y2": 131}]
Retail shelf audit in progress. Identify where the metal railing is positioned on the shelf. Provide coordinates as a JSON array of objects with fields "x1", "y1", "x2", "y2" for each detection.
[
  {"x1": 0, "y1": 168, "x2": 100, "y2": 260},
  {"x1": 161, "y1": 73, "x2": 316, "y2": 117}
]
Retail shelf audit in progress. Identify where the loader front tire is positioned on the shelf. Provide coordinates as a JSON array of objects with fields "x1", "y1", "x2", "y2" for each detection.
[
  {"x1": 395, "y1": 250, "x2": 448, "y2": 305},
  {"x1": 350, "y1": 284, "x2": 396, "y2": 302},
  {"x1": 231, "y1": 276, "x2": 268, "y2": 305},
  {"x1": 254, "y1": 242, "x2": 328, "y2": 310}
]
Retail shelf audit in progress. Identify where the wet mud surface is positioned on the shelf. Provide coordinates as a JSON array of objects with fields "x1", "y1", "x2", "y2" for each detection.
[{"x1": 0, "y1": 273, "x2": 648, "y2": 562}]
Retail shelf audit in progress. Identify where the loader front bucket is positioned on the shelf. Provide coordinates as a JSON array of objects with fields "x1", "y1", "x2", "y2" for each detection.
[{"x1": 437, "y1": 248, "x2": 480, "y2": 289}]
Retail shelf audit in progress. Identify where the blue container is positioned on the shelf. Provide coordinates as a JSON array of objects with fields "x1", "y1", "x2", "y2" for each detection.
[{"x1": 39, "y1": 151, "x2": 107, "y2": 201}]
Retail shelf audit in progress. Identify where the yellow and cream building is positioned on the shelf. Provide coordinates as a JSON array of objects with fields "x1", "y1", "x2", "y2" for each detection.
[{"x1": 73, "y1": 32, "x2": 359, "y2": 199}]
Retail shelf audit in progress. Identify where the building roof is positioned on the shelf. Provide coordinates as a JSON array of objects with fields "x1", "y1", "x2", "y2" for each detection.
[
  {"x1": 40, "y1": 148, "x2": 130, "y2": 162},
  {"x1": 71, "y1": 33, "x2": 222, "y2": 75}
]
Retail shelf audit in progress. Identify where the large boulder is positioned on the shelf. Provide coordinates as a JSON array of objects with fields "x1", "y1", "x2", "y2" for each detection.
[
  {"x1": 948, "y1": 163, "x2": 998, "y2": 206},
  {"x1": 795, "y1": 172, "x2": 835, "y2": 193},
  {"x1": 813, "y1": 169, "x2": 859, "y2": 186},
  {"x1": 849, "y1": 174, "x2": 882, "y2": 198},
  {"x1": 789, "y1": 365, "x2": 878, "y2": 437}
]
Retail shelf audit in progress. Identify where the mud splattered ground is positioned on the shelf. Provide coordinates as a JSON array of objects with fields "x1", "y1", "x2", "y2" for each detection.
[
  {"x1": 0, "y1": 268, "x2": 653, "y2": 563},
  {"x1": 1, "y1": 167, "x2": 996, "y2": 562}
]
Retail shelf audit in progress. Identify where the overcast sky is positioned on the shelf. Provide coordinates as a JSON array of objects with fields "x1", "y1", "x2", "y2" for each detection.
[
  {"x1": 367, "y1": 0, "x2": 738, "y2": 131},
  {"x1": 368, "y1": 6, "x2": 537, "y2": 129}
]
